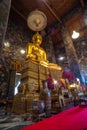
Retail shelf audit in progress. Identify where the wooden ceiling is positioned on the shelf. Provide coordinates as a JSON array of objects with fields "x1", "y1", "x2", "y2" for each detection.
[
  {"x1": 10, "y1": 0, "x2": 87, "y2": 47},
  {"x1": 11, "y1": 0, "x2": 81, "y2": 28}
]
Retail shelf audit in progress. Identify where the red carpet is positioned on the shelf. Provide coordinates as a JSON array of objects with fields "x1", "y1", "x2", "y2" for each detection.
[{"x1": 22, "y1": 106, "x2": 87, "y2": 130}]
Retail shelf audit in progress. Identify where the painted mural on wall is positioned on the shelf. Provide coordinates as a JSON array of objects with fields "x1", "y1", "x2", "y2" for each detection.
[
  {"x1": 0, "y1": 14, "x2": 32, "y2": 98},
  {"x1": 0, "y1": 7, "x2": 54, "y2": 98},
  {"x1": 73, "y1": 36, "x2": 87, "y2": 85},
  {"x1": 61, "y1": 27, "x2": 83, "y2": 83}
]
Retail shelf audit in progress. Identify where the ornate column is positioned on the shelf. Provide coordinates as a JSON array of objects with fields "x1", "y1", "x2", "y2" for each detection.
[
  {"x1": 44, "y1": 35, "x2": 56, "y2": 63},
  {"x1": 0, "y1": 0, "x2": 11, "y2": 49},
  {"x1": 61, "y1": 26, "x2": 83, "y2": 83},
  {"x1": 0, "y1": 0, "x2": 11, "y2": 97}
]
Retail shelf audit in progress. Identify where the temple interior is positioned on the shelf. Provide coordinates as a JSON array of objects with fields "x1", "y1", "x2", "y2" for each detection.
[{"x1": 0, "y1": 0, "x2": 87, "y2": 130}]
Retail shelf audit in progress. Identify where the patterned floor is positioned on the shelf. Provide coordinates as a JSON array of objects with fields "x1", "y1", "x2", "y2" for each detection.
[
  {"x1": 0, "y1": 103, "x2": 74, "y2": 130},
  {"x1": 0, "y1": 108, "x2": 34, "y2": 130}
]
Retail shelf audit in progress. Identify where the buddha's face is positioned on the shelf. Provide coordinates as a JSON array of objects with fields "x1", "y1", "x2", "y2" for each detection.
[{"x1": 32, "y1": 32, "x2": 42, "y2": 46}]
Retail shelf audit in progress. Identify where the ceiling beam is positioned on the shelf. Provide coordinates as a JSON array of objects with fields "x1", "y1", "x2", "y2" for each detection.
[
  {"x1": 42, "y1": 0, "x2": 63, "y2": 25},
  {"x1": 11, "y1": 5, "x2": 27, "y2": 21},
  {"x1": 79, "y1": 0, "x2": 85, "y2": 7}
]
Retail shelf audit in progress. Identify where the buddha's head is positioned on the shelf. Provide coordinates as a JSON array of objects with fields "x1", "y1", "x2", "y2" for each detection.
[{"x1": 32, "y1": 32, "x2": 42, "y2": 46}]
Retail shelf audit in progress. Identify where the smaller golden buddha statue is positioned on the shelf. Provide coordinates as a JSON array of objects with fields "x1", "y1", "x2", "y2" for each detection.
[{"x1": 26, "y1": 32, "x2": 48, "y2": 66}]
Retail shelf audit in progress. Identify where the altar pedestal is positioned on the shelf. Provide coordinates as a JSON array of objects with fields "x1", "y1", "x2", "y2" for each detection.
[
  {"x1": 12, "y1": 93, "x2": 40, "y2": 114},
  {"x1": 21, "y1": 60, "x2": 49, "y2": 92}
]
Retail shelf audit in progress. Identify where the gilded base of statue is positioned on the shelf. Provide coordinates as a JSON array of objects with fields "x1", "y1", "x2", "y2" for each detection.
[
  {"x1": 48, "y1": 63, "x2": 62, "y2": 80},
  {"x1": 12, "y1": 60, "x2": 62, "y2": 114},
  {"x1": 21, "y1": 59, "x2": 49, "y2": 92},
  {"x1": 12, "y1": 93, "x2": 39, "y2": 114}
]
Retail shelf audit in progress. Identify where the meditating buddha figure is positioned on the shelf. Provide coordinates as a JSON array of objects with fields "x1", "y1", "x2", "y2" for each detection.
[{"x1": 26, "y1": 32, "x2": 48, "y2": 66}]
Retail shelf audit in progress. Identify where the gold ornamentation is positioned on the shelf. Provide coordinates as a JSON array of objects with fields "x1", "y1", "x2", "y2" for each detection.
[{"x1": 26, "y1": 32, "x2": 48, "y2": 66}]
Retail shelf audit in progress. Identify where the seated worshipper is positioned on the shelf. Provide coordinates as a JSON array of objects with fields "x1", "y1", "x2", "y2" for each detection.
[{"x1": 26, "y1": 32, "x2": 48, "y2": 66}]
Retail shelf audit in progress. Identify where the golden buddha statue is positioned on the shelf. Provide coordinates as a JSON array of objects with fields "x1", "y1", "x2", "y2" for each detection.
[{"x1": 26, "y1": 32, "x2": 48, "y2": 66}]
